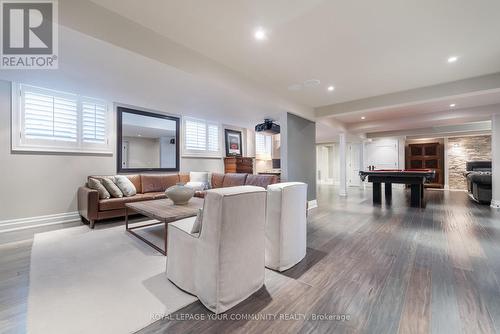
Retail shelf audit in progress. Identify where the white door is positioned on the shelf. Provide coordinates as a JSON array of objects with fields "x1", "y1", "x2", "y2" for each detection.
[
  {"x1": 316, "y1": 144, "x2": 335, "y2": 184},
  {"x1": 348, "y1": 144, "x2": 361, "y2": 186},
  {"x1": 316, "y1": 146, "x2": 325, "y2": 183},
  {"x1": 365, "y1": 139, "x2": 398, "y2": 170}
]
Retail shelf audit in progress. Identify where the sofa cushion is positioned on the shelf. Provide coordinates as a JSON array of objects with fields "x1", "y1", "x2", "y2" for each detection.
[
  {"x1": 468, "y1": 172, "x2": 492, "y2": 186},
  {"x1": 211, "y1": 173, "x2": 225, "y2": 188},
  {"x1": 466, "y1": 161, "x2": 491, "y2": 172},
  {"x1": 87, "y1": 178, "x2": 110, "y2": 199},
  {"x1": 186, "y1": 181, "x2": 207, "y2": 192},
  {"x1": 99, "y1": 193, "x2": 155, "y2": 211},
  {"x1": 179, "y1": 173, "x2": 190, "y2": 184},
  {"x1": 245, "y1": 174, "x2": 277, "y2": 188},
  {"x1": 141, "y1": 174, "x2": 180, "y2": 193},
  {"x1": 194, "y1": 191, "x2": 206, "y2": 198},
  {"x1": 88, "y1": 175, "x2": 115, "y2": 181},
  {"x1": 190, "y1": 172, "x2": 209, "y2": 183},
  {"x1": 126, "y1": 174, "x2": 142, "y2": 193},
  {"x1": 222, "y1": 173, "x2": 247, "y2": 187},
  {"x1": 100, "y1": 178, "x2": 123, "y2": 198},
  {"x1": 115, "y1": 175, "x2": 137, "y2": 197},
  {"x1": 147, "y1": 192, "x2": 168, "y2": 200}
]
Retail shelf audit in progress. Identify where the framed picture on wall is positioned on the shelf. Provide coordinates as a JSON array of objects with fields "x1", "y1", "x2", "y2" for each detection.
[{"x1": 225, "y1": 129, "x2": 242, "y2": 156}]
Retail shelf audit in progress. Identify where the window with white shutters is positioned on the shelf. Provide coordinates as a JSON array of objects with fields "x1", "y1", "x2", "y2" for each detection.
[
  {"x1": 12, "y1": 83, "x2": 111, "y2": 153},
  {"x1": 82, "y1": 99, "x2": 107, "y2": 144},
  {"x1": 207, "y1": 124, "x2": 219, "y2": 152},
  {"x1": 255, "y1": 133, "x2": 272, "y2": 159},
  {"x1": 183, "y1": 118, "x2": 220, "y2": 156},
  {"x1": 185, "y1": 119, "x2": 207, "y2": 151},
  {"x1": 23, "y1": 89, "x2": 78, "y2": 142}
]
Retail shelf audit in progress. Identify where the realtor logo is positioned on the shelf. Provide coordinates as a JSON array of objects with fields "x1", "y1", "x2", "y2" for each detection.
[{"x1": 1, "y1": 0, "x2": 58, "y2": 69}]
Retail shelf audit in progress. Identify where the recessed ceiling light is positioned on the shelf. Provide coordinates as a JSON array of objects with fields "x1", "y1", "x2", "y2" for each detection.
[
  {"x1": 288, "y1": 84, "x2": 302, "y2": 91},
  {"x1": 254, "y1": 27, "x2": 267, "y2": 41},
  {"x1": 303, "y1": 79, "x2": 320, "y2": 88},
  {"x1": 449, "y1": 103, "x2": 456, "y2": 108},
  {"x1": 327, "y1": 86, "x2": 335, "y2": 92},
  {"x1": 361, "y1": 116, "x2": 366, "y2": 120},
  {"x1": 447, "y1": 56, "x2": 458, "y2": 63}
]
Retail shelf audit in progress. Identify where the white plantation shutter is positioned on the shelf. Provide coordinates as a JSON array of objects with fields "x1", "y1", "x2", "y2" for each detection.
[
  {"x1": 255, "y1": 133, "x2": 265, "y2": 155},
  {"x1": 255, "y1": 133, "x2": 272, "y2": 157},
  {"x1": 82, "y1": 100, "x2": 107, "y2": 144},
  {"x1": 14, "y1": 84, "x2": 111, "y2": 153},
  {"x1": 207, "y1": 124, "x2": 219, "y2": 152},
  {"x1": 23, "y1": 89, "x2": 77, "y2": 142},
  {"x1": 185, "y1": 119, "x2": 207, "y2": 150},
  {"x1": 184, "y1": 118, "x2": 220, "y2": 156}
]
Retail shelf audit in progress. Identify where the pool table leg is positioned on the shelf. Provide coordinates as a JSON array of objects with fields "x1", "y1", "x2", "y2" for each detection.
[
  {"x1": 410, "y1": 184, "x2": 422, "y2": 207},
  {"x1": 385, "y1": 183, "x2": 392, "y2": 203},
  {"x1": 373, "y1": 182, "x2": 382, "y2": 204}
]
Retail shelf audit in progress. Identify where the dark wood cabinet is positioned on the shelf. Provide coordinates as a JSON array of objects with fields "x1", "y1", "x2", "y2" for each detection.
[
  {"x1": 407, "y1": 142, "x2": 444, "y2": 188},
  {"x1": 224, "y1": 157, "x2": 254, "y2": 174}
]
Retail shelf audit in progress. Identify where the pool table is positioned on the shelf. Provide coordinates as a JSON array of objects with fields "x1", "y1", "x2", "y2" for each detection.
[{"x1": 359, "y1": 169, "x2": 436, "y2": 207}]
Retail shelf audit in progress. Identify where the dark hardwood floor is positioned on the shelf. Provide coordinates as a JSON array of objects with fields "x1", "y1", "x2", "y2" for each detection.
[{"x1": 2, "y1": 186, "x2": 500, "y2": 334}]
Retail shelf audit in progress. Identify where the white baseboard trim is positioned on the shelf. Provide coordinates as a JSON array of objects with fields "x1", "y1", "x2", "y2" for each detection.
[
  {"x1": 308, "y1": 200, "x2": 318, "y2": 210},
  {"x1": 491, "y1": 200, "x2": 500, "y2": 209},
  {"x1": 0, "y1": 211, "x2": 81, "y2": 234}
]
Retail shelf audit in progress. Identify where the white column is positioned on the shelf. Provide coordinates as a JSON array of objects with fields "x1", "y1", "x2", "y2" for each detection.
[
  {"x1": 443, "y1": 137, "x2": 450, "y2": 190},
  {"x1": 339, "y1": 133, "x2": 347, "y2": 197},
  {"x1": 492, "y1": 114, "x2": 500, "y2": 208}
]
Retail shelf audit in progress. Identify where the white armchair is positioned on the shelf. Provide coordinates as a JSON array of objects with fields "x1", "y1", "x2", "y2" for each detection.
[
  {"x1": 265, "y1": 182, "x2": 308, "y2": 272},
  {"x1": 166, "y1": 186, "x2": 267, "y2": 314}
]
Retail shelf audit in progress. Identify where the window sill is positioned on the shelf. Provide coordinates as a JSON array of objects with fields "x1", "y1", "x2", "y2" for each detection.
[
  {"x1": 12, "y1": 146, "x2": 113, "y2": 156},
  {"x1": 181, "y1": 154, "x2": 223, "y2": 159}
]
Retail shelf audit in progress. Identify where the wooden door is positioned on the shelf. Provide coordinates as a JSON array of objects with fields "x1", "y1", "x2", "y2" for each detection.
[{"x1": 407, "y1": 142, "x2": 444, "y2": 188}]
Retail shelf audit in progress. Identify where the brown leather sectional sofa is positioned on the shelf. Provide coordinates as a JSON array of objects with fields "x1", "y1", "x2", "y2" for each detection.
[{"x1": 78, "y1": 173, "x2": 278, "y2": 228}]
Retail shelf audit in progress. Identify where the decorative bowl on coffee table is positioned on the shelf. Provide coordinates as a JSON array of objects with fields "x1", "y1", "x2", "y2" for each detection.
[{"x1": 165, "y1": 183, "x2": 195, "y2": 205}]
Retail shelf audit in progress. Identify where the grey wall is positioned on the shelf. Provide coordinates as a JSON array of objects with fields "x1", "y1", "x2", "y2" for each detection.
[{"x1": 283, "y1": 113, "x2": 317, "y2": 201}]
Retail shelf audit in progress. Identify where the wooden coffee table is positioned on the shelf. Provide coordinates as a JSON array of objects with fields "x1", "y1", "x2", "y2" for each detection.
[{"x1": 125, "y1": 197, "x2": 204, "y2": 255}]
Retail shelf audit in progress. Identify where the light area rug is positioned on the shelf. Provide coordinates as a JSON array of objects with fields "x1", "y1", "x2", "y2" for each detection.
[{"x1": 27, "y1": 222, "x2": 197, "y2": 334}]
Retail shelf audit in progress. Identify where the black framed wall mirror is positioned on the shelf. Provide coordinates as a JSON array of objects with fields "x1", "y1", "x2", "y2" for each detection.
[{"x1": 117, "y1": 106, "x2": 180, "y2": 173}]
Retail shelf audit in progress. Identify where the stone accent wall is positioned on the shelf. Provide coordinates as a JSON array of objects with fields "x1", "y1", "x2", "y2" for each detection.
[{"x1": 447, "y1": 135, "x2": 491, "y2": 190}]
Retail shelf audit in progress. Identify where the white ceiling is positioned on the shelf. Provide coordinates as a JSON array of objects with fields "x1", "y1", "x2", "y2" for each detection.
[
  {"x1": 0, "y1": 26, "x2": 295, "y2": 129},
  {"x1": 91, "y1": 0, "x2": 500, "y2": 108},
  {"x1": 3, "y1": 0, "x2": 498, "y2": 143},
  {"x1": 336, "y1": 90, "x2": 500, "y2": 124}
]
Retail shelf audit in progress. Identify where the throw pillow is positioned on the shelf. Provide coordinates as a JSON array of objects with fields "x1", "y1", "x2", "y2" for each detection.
[
  {"x1": 115, "y1": 175, "x2": 137, "y2": 197},
  {"x1": 100, "y1": 178, "x2": 123, "y2": 198},
  {"x1": 189, "y1": 172, "x2": 210, "y2": 189},
  {"x1": 88, "y1": 178, "x2": 110, "y2": 199},
  {"x1": 191, "y1": 208, "x2": 203, "y2": 234},
  {"x1": 186, "y1": 181, "x2": 207, "y2": 192}
]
